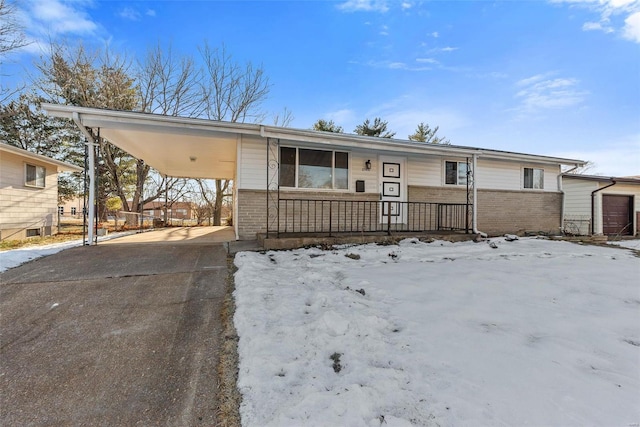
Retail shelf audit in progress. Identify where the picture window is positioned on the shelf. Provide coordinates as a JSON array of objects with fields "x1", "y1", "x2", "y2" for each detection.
[{"x1": 280, "y1": 147, "x2": 349, "y2": 190}]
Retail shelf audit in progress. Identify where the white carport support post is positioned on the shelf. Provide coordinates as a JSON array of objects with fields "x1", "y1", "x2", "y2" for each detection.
[{"x1": 73, "y1": 113, "x2": 97, "y2": 245}]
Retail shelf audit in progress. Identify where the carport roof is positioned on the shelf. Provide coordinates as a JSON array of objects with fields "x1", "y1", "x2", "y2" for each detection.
[{"x1": 43, "y1": 104, "x2": 586, "y2": 180}]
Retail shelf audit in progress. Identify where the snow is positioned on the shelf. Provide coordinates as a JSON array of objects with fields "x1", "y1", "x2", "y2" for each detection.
[
  {"x1": 608, "y1": 239, "x2": 640, "y2": 251},
  {"x1": 233, "y1": 237, "x2": 640, "y2": 427},
  {"x1": 0, "y1": 231, "x2": 135, "y2": 272}
]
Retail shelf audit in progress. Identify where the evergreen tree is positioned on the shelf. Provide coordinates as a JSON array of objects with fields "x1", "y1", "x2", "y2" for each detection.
[
  {"x1": 312, "y1": 119, "x2": 344, "y2": 133},
  {"x1": 408, "y1": 122, "x2": 451, "y2": 144},
  {"x1": 354, "y1": 117, "x2": 395, "y2": 138}
]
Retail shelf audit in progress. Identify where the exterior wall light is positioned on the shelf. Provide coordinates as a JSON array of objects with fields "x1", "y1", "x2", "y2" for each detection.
[{"x1": 365, "y1": 159, "x2": 371, "y2": 170}]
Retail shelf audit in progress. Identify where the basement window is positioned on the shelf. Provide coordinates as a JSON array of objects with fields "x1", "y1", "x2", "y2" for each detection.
[
  {"x1": 25, "y1": 164, "x2": 46, "y2": 188},
  {"x1": 524, "y1": 167, "x2": 544, "y2": 189},
  {"x1": 26, "y1": 228, "x2": 41, "y2": 237}
]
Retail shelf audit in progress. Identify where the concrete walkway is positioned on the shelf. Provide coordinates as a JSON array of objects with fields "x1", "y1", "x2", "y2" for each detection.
[
  {"x1": 102, "y1": 225, "x2": 236, "y2": 245},
  {"x1": 0, "y1": 239, "x2": 229, "y2": 426}
]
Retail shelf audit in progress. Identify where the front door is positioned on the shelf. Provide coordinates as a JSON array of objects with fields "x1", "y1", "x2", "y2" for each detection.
[{"x1": 379, "y1": 156, "x2": 407, "y2": 226}]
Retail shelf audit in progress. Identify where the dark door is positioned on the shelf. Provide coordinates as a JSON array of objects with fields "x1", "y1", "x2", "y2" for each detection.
[{"x1": 602, "y1": 195, "x2": 633, "y2": 235}]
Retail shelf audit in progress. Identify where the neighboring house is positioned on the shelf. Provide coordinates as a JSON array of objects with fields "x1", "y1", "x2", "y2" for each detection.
[
  {"x1": 43, "y1": 104, "x2": 588, "y2": 242},
  {"x1": 562, "y1": 174, "x2": 639, "y2": 236},
  {"x1": 0, "y1": 143, "x2": 82, "y2": 241},
  {"x1": 139, "y1": 201, "x2": 196, "y2": 220},
  {"x1": 58, "y1": 196, "x2": 85, "y2": 219}
]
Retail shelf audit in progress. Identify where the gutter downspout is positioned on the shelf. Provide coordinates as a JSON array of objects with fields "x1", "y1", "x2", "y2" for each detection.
[
  {"x1": 472, "y1": 153, "x2": 487, "y2": 237},
  {"x1": 591, "y1": 178, "x2": 616, "y2": 235},
  {"x1": 73, "y1": 112, "x2": 97, "y2": 245},
  {"x1": 559, "y1": 165, "x2": 579, "y2": 234}
]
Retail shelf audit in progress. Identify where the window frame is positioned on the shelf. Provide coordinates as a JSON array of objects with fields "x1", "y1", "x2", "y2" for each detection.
[
  {"x1": 523, "y1": 167, "x2": 544, "y2": 190},
  {"x1": 279, "y1": 146, "x2": 350, "y2": 191},
  {"x1": 444, "y1": 160, "x2": 469, "y2": 186},
  {"x1": 25, "y1": 163, "x2": 46, "y2": 188}
]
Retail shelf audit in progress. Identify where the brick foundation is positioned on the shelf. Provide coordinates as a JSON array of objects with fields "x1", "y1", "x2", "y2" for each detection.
[{"x1": 409, "y1": 186, "x2": 562, "y2": 236}]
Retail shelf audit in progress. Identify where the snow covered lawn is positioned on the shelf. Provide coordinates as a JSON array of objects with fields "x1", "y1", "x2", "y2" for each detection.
[
  {"x1": 233, "y1": 237, "x2": 640, "y2": 427},
  {"x1": 0, "y1": 231, "x2": 136, "y2": 272}
]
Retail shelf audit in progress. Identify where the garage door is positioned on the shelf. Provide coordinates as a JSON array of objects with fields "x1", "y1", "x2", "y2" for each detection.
[{"x1": 602, "y1": 195, "x2": 633, "y2": 235}]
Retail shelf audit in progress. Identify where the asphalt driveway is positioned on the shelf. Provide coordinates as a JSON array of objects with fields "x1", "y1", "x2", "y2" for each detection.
[{"x1": 0, "y1": 241, "x2": 229, "y2": 426}]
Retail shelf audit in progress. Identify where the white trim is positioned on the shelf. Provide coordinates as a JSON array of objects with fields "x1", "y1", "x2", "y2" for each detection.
[
  {"x1": 0, "y1": 143, "x2": 82, "y2": 172},
  {"x1": 42, "y1": 103, "x2": 586, "y2": 166}
]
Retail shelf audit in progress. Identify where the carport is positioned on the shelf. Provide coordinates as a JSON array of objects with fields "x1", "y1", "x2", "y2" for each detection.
[{"x1": 43, "y1": 103, "x2": 262, "y2": 243}]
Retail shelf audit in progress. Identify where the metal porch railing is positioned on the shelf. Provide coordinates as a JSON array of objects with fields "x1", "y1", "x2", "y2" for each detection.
[{"x1": 276, "y1": 199, "x2": 470, "y2": 236}]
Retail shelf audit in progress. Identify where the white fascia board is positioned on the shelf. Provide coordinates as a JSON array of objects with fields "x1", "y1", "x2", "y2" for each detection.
[
  {"x1": 42, "y1": 103, "x2": 262, "y2": 137},
  {"x1": 0, "y1": 143, "x2": 83, "y2": 172},
  {"x1": 43, "y1": 103, "x2": 586, "y2": 166}
]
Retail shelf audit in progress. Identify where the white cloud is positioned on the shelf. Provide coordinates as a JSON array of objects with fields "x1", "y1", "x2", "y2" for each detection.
[
  {"x1": 431, "y1": 31, "x2": 439, "y2": 38},
  {"x1": 146, "y1": 9, "x2": 156, "y2": 17},
  {"x1": 622, "y1": 11, "x2": 640, "y2": 41},
  {"x1": 553, "y1": 0, "x2": 640, "y2": 43},
  {"x1": 416, "y1": 57, "x2": 439, "y2": 64},
  {"x1": 553, "y1": 135, "x2": 640, "y2": 176},
  {"x1": 119, "y1": 7, "x2": 141, "y2": 21},
  {"x1": 582, "y1": 21, "x2": 614, "y2": 32},
  {"x1": 514, "y1": 73, "x2": 589, "y2": 113},
  {"x1": 401, "y1": 2, "x2": 413, "y2": 10},
  {"x1": 336, "y1": 0, "x2": 389, "y2": 13},
  {"x1": 28, "y1": 0, "x2": 98, "y2": 35},
  {"x1": 429, "y1": 46, "x2": 459, "y2": 53},
  {"x1": 325, "y1": 108, "x2": 357, "y2": 125}
]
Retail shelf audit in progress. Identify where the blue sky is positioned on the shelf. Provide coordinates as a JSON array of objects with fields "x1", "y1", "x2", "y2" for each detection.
[{"x1": 5, "y1": 0, "x2": 640, "y2": 176}]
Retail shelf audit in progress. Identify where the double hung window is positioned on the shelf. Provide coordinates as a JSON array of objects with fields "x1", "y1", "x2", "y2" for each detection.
[{"x1": 280, "y1": 147, "x2": 349, "y2": 190}]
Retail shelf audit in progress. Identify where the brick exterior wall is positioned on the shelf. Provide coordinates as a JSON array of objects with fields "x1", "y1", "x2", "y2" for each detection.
[
  {"x1": 239, "y1": 186, "x2": 563, "y2": 239},
  {"x1": 409, "y1": 185, "x2": 563, "y2": 236},
  {"x1": 237, "y1": 189, "x2": 378, "y2": 239}
]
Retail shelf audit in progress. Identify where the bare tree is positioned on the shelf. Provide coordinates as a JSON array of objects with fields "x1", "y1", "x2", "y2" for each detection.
[
  {"x1": 0, "y1": 0, "x2": 29, "y2": 102},
  {"x1": 273, "y1": 107, "x2": 294, "y2": 127},
  {"x1": 197, "y1": 42, "x2": 270, "y2": 225},
  {"x1": 0, "y1": 0, "x2": 28, "y2": 59},
  {"x1": 137, "y1": 42, "x2": 205, "y2": 117},
  {"x1": 199, "y1": 42, "x2": 270, "y2": 123}
]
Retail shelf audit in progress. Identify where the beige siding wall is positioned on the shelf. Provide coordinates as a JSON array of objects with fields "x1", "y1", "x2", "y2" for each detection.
[
  {"x1": 409, "y1": 185, "x2": 562, "y2": 236},
  {"x1": 475, "y1": 159, "x2": 560, "y2": 192},
  {"x1": 562, "y1": 178, "x2": 596, "y2": 235},
  {"x1": 407, "y1": 156, "x2": 441, "y2": 187},
  {"x1": 0, "y1": 151, "x2": 59, "y2": 240},
  {"x1": 562, "y1": 178, "x2": 640, "y2": 235},
  {"x1": 238, "y1": 136, "x2": 267, "y2": 190}
]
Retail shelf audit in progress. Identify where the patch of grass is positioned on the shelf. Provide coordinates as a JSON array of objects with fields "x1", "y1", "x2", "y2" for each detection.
[{"x1": 0, "y1": 233, "x2": 84, "y2": 251}]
